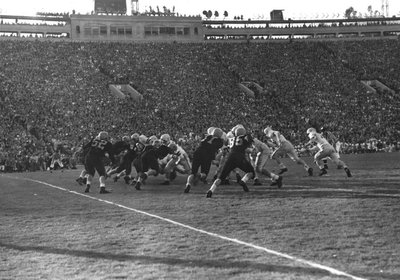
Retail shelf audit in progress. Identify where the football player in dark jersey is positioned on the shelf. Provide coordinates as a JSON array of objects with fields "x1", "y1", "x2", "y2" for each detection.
[
  {"x1": 132, "y1": 138, "x2": 179, "y2": 190},
  {"x1": 110, "y1": 135, "x2": 131, "y2": 166},
  {"x1": 84, "y1": 131, "x2": 116, "y2": 194},
  {"x1": 184, "y1": 127, "x2": 224, "y2": 193},
  {"x1": 206, "y1": 126, "x2": 256, "y2": 198},
  {"x1": 107, "y1": 133, "x2": 140, "y2": 184},
  {"x1": 75, "y1": 137, "x2": 93, "y2": 186}
]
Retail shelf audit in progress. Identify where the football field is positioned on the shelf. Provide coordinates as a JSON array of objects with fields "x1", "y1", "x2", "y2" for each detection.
[{"x1": 1, "y1": 153, "x2": 399, "y2": 280}]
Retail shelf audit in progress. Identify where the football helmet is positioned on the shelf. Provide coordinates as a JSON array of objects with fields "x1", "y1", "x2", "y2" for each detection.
[
  {"x1": 97, "y1": 131, "x2": 109, "y2": 140},
  {"x1": 212, "y1": 127, "x2": 224, "y2": 138},
  {"x1": 131, "y1": 133, "x2": 140, "y2": 142},
  {"x1": 138, "y1": 134, "x2": 148, "y2": 144},
  {"x1": 263, "y1": 126, "x2": 272, "y2": 136},
  {"x1": 234, "y1": 127, "x2": 246, "y2": 137},
  {"x1": 152, "y1": 139, "x2": 161, "y2": 148},
  {"x1": 207, "y1": 127, "x2": 215, "y2": 135},
  {"x1": 160, "y1": 134, "x2": 171, "y2": 145},
  {"x1": 306, "y1": 127, "x2": 317, "y2": 134},
  {"x1": 148, "y1": 135, "x2": 158, "y2": 143},
  {"x1": 168, "y1": 142, "x2": 178, "y2": 152}
]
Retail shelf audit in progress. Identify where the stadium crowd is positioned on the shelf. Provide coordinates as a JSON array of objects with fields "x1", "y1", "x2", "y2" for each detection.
[{"x1": 1, "y1": 39, "x2": 399, "y2": 172}]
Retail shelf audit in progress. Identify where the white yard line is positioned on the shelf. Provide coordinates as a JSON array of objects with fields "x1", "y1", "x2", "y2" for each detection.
[{"x1": 2, "y1": 175, "x2": 370, "y2": 280}]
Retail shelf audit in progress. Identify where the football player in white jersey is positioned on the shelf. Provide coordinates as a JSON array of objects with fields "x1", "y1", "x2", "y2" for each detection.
[
  {"x1": 161, "y1": 141, "x2": 192, "y2": 185},
  {"x1": 305, "y1": 128, "x2": 352, "y2": 177},
  {"x1": 264, "y1": 126, "x2": 313, "y2": 176},
  {"x1": 252, "y1": 137, "x2": 283, "y2": 187}
]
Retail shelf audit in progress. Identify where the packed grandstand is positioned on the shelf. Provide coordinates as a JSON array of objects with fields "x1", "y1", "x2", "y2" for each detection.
[{"x1": 1, "y1": 36, "x2": 400, "y2": 172}]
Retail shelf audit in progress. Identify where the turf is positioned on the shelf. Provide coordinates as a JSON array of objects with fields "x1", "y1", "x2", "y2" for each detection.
[{"x1": 1, "y1": 152, "x2": 399, "y2": 280}]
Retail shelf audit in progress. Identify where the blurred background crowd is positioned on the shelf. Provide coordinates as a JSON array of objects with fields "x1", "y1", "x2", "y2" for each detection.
[{"x1": 1, "y1": 39, "x2": 399, "y2": 172}]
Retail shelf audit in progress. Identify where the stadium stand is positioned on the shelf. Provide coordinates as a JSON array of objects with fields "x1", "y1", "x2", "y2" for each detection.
[{"x1": 0, "y1": 39, "x2": 399, "y2": 172}]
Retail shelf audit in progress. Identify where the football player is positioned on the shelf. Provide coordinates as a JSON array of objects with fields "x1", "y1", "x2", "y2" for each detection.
[
  {"x1": 251, "y1": 137, "x2": 283, "y2": 187},
  {"x1": 108, "y1": 133, "x2": 140, "y2": 183},
  {"x1": 83, "y1": 131, "x2": 116, "y2": 194},
  {"x1": 132, "y1": 137, "x2": 179, "y2": 190},
  {"x1": 184, "y1": 127, "x2": 224, "y2": 193},
  {"x1": 304, "y1": 128, "x2": 352, "y2": 177},
  {"x1": 206, "y1": 126, "x2": 256, "y2": 198},
  {"x1": 264, "y1": 126, "x2": 313, "y2": 176}
]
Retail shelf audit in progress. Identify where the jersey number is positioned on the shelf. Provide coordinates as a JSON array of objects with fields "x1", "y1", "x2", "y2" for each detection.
[
  {"x1": 229, "y1": 137, "x2": 243, "y2": 148},
  {"x1": 92, "y1": 139, "x2": 107, "y2": 150}
]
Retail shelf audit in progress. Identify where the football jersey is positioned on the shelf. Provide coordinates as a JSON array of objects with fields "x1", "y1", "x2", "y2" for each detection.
[
  {"x1": 308, "y1": 132, "x2": 332, "y2": 150},
  {"x1": 87, "y1": 137, "x2": 115, "y2": 163},
  {"x1": 267, "y1": 130, "x2": 288, "y2": 145},
  {"x1": 195, "y1": 135, "x2": 223, "y2": 159},
  {"x1": 229, "y1": 134, "x2": 253, "y2": 154}
]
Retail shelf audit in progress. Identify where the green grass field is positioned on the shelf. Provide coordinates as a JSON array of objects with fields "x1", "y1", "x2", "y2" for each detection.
[{"x1": 1, "y1": 152, "x2": 399, "y2": 280}]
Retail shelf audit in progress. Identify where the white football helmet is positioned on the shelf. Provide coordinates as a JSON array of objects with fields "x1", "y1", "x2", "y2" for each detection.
[
  {"x1": 138, "y1": 134, "x2": 148, "y2": 144},
  {"x1": 234, "y1": 127, "x2": 246, "y2": 137},
  {"x1": 160, "y1": 134, "x2": 171, "y2": 145},
  {"x1": 306, "y1": 127, "x2": 317, "y2": 134},
  {"x1": 263, "y1": 126, "x2": 272, "y2": 136},
  {"x1": 97, "y1": 131, "x2": 109, "y2": 140},
  {"x1": 148, "y1": 135, "x2": 158, "y2": 143},
  {"x1": 131, "y1": 133, "x2": 140, "y2": 142},
  {"x1": 207, "y1": 127, "x2": 215, "y2": 135}
]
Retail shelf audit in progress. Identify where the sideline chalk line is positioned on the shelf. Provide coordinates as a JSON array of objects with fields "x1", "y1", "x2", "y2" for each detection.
[{"x1": 3, "y1": 175, "x2": 368, "y2": 280}]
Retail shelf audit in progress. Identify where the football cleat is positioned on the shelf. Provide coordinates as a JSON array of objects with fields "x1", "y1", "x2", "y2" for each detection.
[
  {"x1": 239, "y1": 180, "x2": 249, "y2": 192},
  {"x1": 161, "y1": 180, "x2": 170, "y2": 185},
  {"x1": 278, "y1": 168, "x2": 288, "y2": 175},
  {"x1": 276, "y1": 176, "x2": 283, "y2": 188},
  {"x1": 308, "y1": 167, "x2": 313, "y2": 176},
  {"x1": 344, "y1": 167, "x2": 352, "y2": 177},
  {"x1": 206, "y1": 190, "x2": 213, "y2": 198},
  {"x1": 134, "y1": 181, "x2": 141, "y2": 190},
  {"x1": 270, "y1": 179, "x2": 279, "y2": 187},
  {"x1": 84, "y1": 184, "x2": 90, "y2": 193},
  {"x1": 99, "y1": 187, "x2": 110, "y2": 194},
  {"x1": 76, "y1": 177, "x2": 84, "y2": 186},
  {"x1": 319, "y1": 168, "x2": 328, "y2": 176},
  {"x1": 184, "y1": 184, "x2": 191, "y2": 193}
]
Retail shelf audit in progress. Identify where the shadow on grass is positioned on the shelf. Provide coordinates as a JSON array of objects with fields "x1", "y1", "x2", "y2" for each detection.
[{"x1": 1, "y1": 242, "x2": 343, "y2": 278}]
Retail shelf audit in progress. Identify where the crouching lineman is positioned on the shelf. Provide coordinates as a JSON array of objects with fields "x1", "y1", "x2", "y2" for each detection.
[
  {"x1": 184, "y1": 127, "x2": 224, "y2": 193},
  {"x1": 84, "y1": 131, "x2": 116, "y2": 194},
  {"x1": 264, "y1": 126, "x2": 313, "y2": 176},
  {"x1": 206, "y1": 126, "x2": 255, "y2": 198},
  {"x1": 161, "y1": 140, "x2": 192, "y2": 185},
  {"x1": 107, "y1": 133, "x2": 140, "y2": 184},
  {"x1": 132, "y1": 134, "x2": 180, "y2": 190},
  {"x1": 304, "y1": 128, "x2": 352, "y2": 177},
  {"x1": 252, "y1": 137, "x2": 283, "y2": 187}
]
